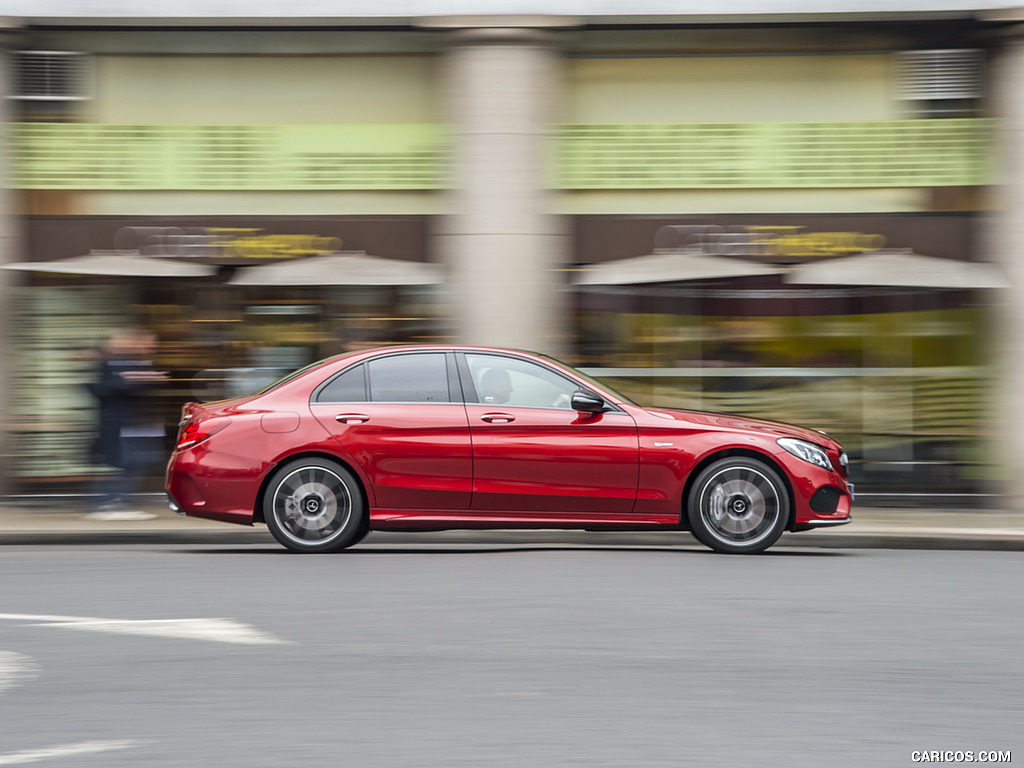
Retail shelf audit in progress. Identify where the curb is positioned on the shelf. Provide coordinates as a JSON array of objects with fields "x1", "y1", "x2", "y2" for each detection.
[{"x1": 2, "y1": 528, "x2": 1023, "y2": 551}]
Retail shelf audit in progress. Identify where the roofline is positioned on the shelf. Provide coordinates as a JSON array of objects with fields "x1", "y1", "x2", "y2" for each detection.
[{"x1": 5, "y1": 3, "x2": 1020, "y2": 30}]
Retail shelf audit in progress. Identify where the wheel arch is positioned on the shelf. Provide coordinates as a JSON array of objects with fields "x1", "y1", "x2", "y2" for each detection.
[
  {"x1": 253, "y1": 450, "x2": 371, "y2": 526},
  {"x1": 681, "y1": 447, "x2": 796, "y2": 532}
]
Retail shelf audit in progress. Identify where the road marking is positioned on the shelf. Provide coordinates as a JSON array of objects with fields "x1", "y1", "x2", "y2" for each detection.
[
  {"x1": 0, "y1": 740, "x2": 137, "y2": 766},
  {"x1": 0, "y1": 651, "x2": 38, "y2": 694},
  {"x1": 0, "y1": 613, "x2": 289, "y2": 645}
]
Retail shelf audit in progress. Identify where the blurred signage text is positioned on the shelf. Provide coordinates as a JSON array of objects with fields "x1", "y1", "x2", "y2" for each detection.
[
  {"x1": 654, "y1": 224, "x2": 886, "y2": 264},
  {"x1": 25, "y1": 216, "x2": 429, "y2": 266},
  {"x1": 113, "y1": 226, "x2": 342, "y2": 261},
  {"x1": 575, "y1": 215, "x2": 975, "y2": 266}
]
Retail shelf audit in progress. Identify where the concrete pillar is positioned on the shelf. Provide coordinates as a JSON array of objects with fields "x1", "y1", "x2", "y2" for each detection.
[
  {"x1": 0, "y1": 21, "x2": 23, "y2": 496},
  {"x1": 988, "y1": 31, "x2": 1024, "y2": 510},
  {"x1": 435, "y1": 23, "x2": 570, "y2": 355}
]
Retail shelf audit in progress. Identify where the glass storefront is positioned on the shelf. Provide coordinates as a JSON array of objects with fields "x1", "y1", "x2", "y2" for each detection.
[
  {"x1": 571, "y1": 279, "x2": 998, "y2": 502},
  {"x1": 7, "y1": 213, "x2": 999, "y2": 503},
  {"x1": 569, "y1": 214, "x2": 998, "y2": 502},
  {"x1": 8, "y1": 215, "x2": 442, "y2": 494}
]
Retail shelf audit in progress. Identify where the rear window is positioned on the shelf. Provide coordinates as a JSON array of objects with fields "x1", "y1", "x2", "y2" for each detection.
[
  {"x1": 368, "y1": 354, "x2": 450, "y2": 403},
  {"x1": 255, "y1": 353, "x2": 355, "y2": 396},
  {"x1": 316, "y1": 364, "x2": 368, "y2": 402}
]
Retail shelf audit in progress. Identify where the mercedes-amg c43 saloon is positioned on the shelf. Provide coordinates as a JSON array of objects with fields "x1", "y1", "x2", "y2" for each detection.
[{"x1": 166, "y1": 346, "x2": 852, "y2": 554}]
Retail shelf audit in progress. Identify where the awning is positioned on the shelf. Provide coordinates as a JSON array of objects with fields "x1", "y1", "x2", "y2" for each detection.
[
  {"x1": 572, "y1": 249, "x2": 785, "y2": 286},
  {"x1": 785, "y1": 249, "x2": 1010, "y2": 289},
  {"x1": 2, "y1": 250, "x2": 218, "y2": 278},
  {"x1": 229, "y1": 252, "x2": 443, "y2": 286}
]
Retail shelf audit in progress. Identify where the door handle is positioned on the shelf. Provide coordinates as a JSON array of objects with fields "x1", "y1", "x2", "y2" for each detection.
[
  {"x1": 335, "y1": 414, "x2": 370, "y2": 424},
  {"x1": 481, "y1": 413, "x2": 515, "y2": 424}
]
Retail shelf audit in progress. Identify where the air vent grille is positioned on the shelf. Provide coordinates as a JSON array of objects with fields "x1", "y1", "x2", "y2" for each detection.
[
  {"x1": 893, "y1": 49, "x2": 984, "y2": 101},
  {"x1": 11, "y1": 51, "x2": 92, "y2": 101}
]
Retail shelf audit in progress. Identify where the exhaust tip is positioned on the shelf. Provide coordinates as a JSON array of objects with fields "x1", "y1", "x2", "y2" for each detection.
[{"x1": 166, "y1": 493, "x2": 183, "y2": 515}]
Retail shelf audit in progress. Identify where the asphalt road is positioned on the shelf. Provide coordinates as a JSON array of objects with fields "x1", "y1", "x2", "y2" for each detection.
[{"x1": 0, "y1": 543, "x2": 1020, "y2": 767}]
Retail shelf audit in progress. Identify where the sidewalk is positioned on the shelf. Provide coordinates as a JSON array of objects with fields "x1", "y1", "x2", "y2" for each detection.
[{"x1": 1, "y1": 497, "x2": 1023, "y2": 550}]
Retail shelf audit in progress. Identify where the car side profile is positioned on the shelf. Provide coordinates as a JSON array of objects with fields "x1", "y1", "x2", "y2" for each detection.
[{"x1": 166, "y1": 346, "x2": 852, "y2": 554}]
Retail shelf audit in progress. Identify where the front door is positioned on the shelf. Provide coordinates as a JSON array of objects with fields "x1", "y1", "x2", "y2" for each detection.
[{"x1": 461, "y1": 353, "x2": 639, "y2": 514}]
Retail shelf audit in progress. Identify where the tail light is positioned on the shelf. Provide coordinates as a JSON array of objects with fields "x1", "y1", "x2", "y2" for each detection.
[{"x1": 176, "y1": 416, "x2": 232, "y2": 450}]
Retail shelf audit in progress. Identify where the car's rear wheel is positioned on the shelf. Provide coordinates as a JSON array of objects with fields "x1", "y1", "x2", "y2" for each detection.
[
  {"x1": 687, "y1": 457, "x2": 789, "y2": 554},
  {"x1": 264, "y1": 458, "x2": 366, "y2": 553}
]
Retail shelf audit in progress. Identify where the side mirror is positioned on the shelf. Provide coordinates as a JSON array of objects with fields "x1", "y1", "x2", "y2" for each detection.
[{"x1": 571, "y1": 389, "x2": 606, "y2": 413}]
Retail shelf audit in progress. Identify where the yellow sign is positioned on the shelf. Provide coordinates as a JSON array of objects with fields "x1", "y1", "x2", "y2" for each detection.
[
  {"x1": 745, "y1": 226, "x2": 887, "y2": 261},
  {"x1": 114, "y1": 226, "x2": 343, "y2": 261},
  {"x1": 654, "y1": 224, "x2": 887, "y2": 263}
]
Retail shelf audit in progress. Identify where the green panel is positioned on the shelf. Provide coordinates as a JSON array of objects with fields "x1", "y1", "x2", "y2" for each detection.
[
  {"x1": 11, "y1": 119, "x2": 991, "y2": 191},
  {"x1": 10, "y1": 123, "x2": 447, "y2": 190},
  {"x1": 558, "y1": 119, "x2": 992, "y2": 189}
]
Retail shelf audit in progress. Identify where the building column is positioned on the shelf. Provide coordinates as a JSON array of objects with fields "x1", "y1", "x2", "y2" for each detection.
[
  {"x1": 0, "y1": 21, "x2": 23, "y2": 496},
  {"x1": 988, "y1": 31, "x2": 1024, "y2": 510},
  {"x1": 435, "y1": 23, "x2": 569, "y2": 355}
]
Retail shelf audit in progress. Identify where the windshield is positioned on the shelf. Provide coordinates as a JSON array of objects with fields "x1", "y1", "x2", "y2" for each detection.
[{"x1": 536, "y1": 354, "x2": 638, "y2": 407}]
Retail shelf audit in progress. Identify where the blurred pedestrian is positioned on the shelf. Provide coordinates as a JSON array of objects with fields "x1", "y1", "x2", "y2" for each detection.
[{"x1": 84, "y1": 329, "x2": 169, "y2": 521}]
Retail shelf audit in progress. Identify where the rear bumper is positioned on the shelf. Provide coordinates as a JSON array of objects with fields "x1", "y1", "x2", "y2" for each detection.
[{"x1": 165, "y1": 449, "x2": 260, "y2": 526}]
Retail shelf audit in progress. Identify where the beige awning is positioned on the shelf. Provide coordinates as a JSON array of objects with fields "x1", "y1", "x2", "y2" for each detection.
[
  {"x1": 573, "y1": 249, "x2": 785, "y2": 286},
  {"x1": 785, "y1": 249, "x2": 1010, "y2": 289},
  {"x1": 2, "y1": 250, "x2": 218, "y2": 278},
  {"x1": 229, "y1": 252, "x2": 443, "y2": 286}
]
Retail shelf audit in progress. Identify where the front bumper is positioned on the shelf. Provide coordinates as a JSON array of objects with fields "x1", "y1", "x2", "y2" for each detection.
[
  {"x1": 799, "y1": 516, "x2": 853, "y2": 529},
  {"x1": 772, "y1": 449, "x2": 853, "y2": 530}
]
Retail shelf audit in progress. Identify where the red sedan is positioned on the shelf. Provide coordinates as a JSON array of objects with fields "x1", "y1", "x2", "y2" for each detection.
[{"x1": 166, "y1": 346, "x2": 852, "y2": 554}]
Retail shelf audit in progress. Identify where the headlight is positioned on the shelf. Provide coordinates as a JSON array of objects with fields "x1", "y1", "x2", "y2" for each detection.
[{"x1": 777, "y1": 437, "x2": 834, "y2": 470}]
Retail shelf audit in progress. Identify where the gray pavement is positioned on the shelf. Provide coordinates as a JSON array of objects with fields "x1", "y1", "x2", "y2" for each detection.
[{"x1": 1, "y1": 496, "x2": 1024, "y2": 549}]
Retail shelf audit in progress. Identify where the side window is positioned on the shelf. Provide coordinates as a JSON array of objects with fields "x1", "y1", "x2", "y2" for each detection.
[
  {"x1": 316, "y1": 364, "x2": 367, "y2": 403},
  {"x1": 367, "y1": 354, "x2": 450, "y2": 403},
  {"x1": 466, "y1": 354, "x2": 577, "y2": 410}
]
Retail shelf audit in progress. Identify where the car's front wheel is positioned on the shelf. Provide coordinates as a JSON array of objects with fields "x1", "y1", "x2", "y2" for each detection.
[
  {"x1": 264, "y1": 458, "x2": 367, "y2": 553},
  {"x1": 687, "y1": 457, "x2": 789, "y2": 554}
]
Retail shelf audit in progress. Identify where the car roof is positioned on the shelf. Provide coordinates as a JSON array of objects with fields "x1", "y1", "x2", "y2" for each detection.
[{"x1": 338, "y1": 344, "x2": 546, "y2": 361}]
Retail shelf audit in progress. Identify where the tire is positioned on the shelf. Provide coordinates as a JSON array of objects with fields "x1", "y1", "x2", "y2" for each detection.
[
  {"x1": 687, "y1": 457, "x2": 790, "y2": 554},
  {"x1": 264, "y1": 458, "x2": 367, "y2": 553}
]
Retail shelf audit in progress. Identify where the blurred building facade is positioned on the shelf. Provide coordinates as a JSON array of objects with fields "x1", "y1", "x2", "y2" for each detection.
[{"x1": 0, "y1": 1, "x2": 1021, "y2": 504}]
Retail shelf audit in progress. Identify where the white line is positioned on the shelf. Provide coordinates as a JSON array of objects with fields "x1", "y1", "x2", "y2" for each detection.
[
  {"x1": 0, "y1": 651, "x2": 38, "y2": 694},
  {"x1": 0, "y1": 613, "x2": 86, "y2": 623},
  {"x1": 0, "y1": 740, "x2": 137, "y2": 766},
  {"x1": 42, "y1": 619, "x2": 288, "y2": 645},
  {"x1": 0, "y1": 614, "x2": 289, "y2": 645}
]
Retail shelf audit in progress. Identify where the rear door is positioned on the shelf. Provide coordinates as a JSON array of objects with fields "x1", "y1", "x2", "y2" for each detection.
[{"x1": 310, "y1": 352, "x2": 472, "y2": 510}]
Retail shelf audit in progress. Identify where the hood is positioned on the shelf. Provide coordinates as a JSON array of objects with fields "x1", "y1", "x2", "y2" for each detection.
[{"x1": 644, "y1": 406, "x2": 842, "y2": 451}]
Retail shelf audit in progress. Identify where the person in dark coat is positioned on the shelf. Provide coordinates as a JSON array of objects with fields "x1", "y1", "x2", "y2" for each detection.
[{"x1": 85, "y1": 329, "x2": 168, "y2": 520}]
